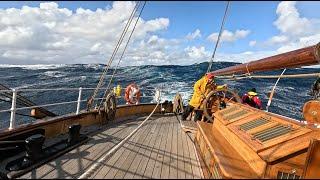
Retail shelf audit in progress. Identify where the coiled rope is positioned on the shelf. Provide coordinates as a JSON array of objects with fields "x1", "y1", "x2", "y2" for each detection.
[{"x1": 78, "y1": 101, "x2": 160, "y2": 179}]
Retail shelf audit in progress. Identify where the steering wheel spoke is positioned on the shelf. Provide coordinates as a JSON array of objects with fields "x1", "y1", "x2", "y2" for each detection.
[{"x1": 203, "y1": 88, "x2": 241, "y2": 122}]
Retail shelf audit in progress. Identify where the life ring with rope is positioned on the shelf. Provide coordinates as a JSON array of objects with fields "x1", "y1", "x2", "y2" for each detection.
[{"x1": 124, "y1": 83, "x2": 141, "y2": 105}]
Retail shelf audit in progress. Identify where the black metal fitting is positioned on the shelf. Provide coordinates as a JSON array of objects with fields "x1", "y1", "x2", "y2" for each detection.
[
  {"x1": 24, "y1": 134, "x2": 45, "y2": 162},
  {"x1": 68, "y1": 124, "x2": 81, "y2": 145}
]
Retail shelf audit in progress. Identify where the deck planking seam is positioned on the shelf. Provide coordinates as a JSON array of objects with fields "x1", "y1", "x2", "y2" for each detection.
[
  {"x1": 143, "y1": 118, "x2": 167, "y2": 179},
  {"x1": 182, "y1": 124, "x2": 194, "y2": 179},
  {"x1": 122, "y1": 119, "x2": 160, "y2": 179},
  {"x1": 56, "y1": 120, "x2": 142, "y2": 178},
  {"x1": 18, "y1": 115, "x2": 204, "y2": 179},
  {"x1": 114, "y1": 120, "x2": 156, "y2": 178},
  {"x1": 177, "y1": 116, "x2": 186, "y2": 179},
  {"x1": 186, "y1": 132, "x2": 203, "y2": 179},
  {"x1": 103, "y1": 120, "x2": 153, "y2": 178},
  {"x1": 133, "y1": 117, "x2": 167, "y2": 179},
  {"x1": 135, "y1": 118, "x2": 167, "y2": 179},
  {"x1": 87, "y1": 119, "x2": 148, "y2": 178},
  {"x1": 150, "y1": 117, "x2": 170, "y2": 179},
  {"x1": 18, "y1": 123, "x2": 125, "y2": 179},
  {"x1": 44, "y1": 121, "x2": 138, "y2": 179},
  {"x1": 169, "y1": 116, "x2": 179, "y2": 179},
  {"x1": 159, "y1": 116, "x2": 173, "y2": 179},
  {"x1": 130, "y1": 117, "x2": 164, "y2": 179}
]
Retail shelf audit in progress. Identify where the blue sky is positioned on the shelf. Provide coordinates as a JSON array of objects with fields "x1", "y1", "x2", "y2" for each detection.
[{"x1": 0, "y1": 1, "x2": 319, "y2": 65}]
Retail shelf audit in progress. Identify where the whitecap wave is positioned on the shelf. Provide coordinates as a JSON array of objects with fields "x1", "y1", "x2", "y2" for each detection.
[
  {"x1": 44, "y1": 71, "x2": 65, "y2": 78},
  {"x1": 0, "y1": 64, "x2": 68, "y2": 70}
]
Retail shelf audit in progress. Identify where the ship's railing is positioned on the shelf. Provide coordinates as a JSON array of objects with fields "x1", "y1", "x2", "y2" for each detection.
[{"x1": 0, "y1": 86, "x2": 163, "y2": 130}]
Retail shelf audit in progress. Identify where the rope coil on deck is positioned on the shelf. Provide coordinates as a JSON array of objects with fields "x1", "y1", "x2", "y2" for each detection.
[{"x1": 78, "y1": 101, "x2": 160, "y2": 179}]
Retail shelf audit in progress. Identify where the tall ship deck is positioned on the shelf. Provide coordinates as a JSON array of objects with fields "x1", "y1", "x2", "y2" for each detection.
[{"x1": 1, "y1": 1, "x2": 320, "y2": 179}]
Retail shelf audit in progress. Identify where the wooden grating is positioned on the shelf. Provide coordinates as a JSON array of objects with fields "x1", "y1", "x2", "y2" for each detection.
[
  {"x1": 252, "y1": 124, "x2": 294, "y2": 143},
  {"x1": 277, "y1": 171, "x2": 301, "y2": 179},
  {"x1": 239, "y1": 116, "x2": 270, "y2": 131}
]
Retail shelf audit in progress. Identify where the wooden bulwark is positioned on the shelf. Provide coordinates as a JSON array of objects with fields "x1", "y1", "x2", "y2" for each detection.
[{"x1": 0, "y1": 103, "x2": 161, "y2": 140}]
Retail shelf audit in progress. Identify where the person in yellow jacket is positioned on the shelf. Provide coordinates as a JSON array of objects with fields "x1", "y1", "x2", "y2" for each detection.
[{"x1": 181, "y1": 73, "x2": 226, "y2": 121}]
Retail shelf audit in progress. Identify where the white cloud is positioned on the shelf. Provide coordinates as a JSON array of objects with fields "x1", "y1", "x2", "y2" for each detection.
[
  {"x1": 274, "y1": 1, "x2": 312, "y2": 36},
  {"x1": 207, "y1": 29, "x2": 250, "y2": 43},
  {"x1": 215, "y1": 50, "x2": 277, "y2": 64},
  {"x1": 260, "y1": 1, "x2": 320, "y2": 54},
  {"x1": 267, "y1": 35, "x2": 289, "y2": 45},
  {"x1": 186, "y1": 29, "x2": 201, "y2": 40},
  {"x1": 249, "y1": 40, "x2": 256, "y2": 47},
  {"x1": 184, "y1": 46, "x2": 210, "y2": 59},
  {"x1": 0, "y1": 1, "x2": 170, "y2": 65}
]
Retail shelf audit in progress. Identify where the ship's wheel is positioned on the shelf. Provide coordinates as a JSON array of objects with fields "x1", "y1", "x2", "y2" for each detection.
[
  {"x1": 104, "y1": 92, "x2": 117, "y2": 121},
  {"x1": 203, "y1": 87, "x2": 241, "y2": 122}
]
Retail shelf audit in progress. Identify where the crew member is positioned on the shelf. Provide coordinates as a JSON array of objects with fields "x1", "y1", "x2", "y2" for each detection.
[
  {"x1": 125, "y1": 83, "x2": 141, "y2": 105},
  {"x1": 181, "y1": 73, "x2": 226, "y2": 122},
  {"x1": 241, "y1": 88, "x2": 262, "y2": 109},
  {"x1": 311, "y1": 77, "x2": 320, "y2": 99}
]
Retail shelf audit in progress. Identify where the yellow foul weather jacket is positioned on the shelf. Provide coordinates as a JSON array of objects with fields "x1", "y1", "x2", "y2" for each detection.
[
  {"x1": 189, "y1": 76, "x2": 226, "y2": 110},
  {"x1": 189, "y1": 76, "x2": 213, "y2": 109}
]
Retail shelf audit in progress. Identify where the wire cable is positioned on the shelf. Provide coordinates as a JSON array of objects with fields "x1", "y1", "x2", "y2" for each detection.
[{"x1": 206, "y1": 1, "x2": 230, "y2": 73}]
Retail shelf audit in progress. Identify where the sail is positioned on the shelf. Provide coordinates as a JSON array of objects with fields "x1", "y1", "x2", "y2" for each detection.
[{"x1": 209, "y1": 42, "x2": 320, "y2": 76}]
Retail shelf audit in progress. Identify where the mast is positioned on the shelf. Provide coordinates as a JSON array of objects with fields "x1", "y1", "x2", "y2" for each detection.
[{"x1": 209, "y1": 42, "x2": 320, "y2": 76}]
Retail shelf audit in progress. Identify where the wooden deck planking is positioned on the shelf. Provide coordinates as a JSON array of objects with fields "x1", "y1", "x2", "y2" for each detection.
[
  {"x1": 147, "y1": 116, "x2": 168, "y2": 179},
  {"x1": 18, "y1": 115, "x2": 203, "y2": 179},
  {"x1": 19, "y1": 123, "x2": 125, "y2": 179},
  {"x1": 169, "y1": 116, "x2": 179, "y2": 179},
  {"x1": 89, "y1": 119, "x2": 147, "y2": 179},
  {"x1": 132, "y1": 116, "x2": 166, "y2": 179},
  {"x1": 186, "y1": 132, "x2": 203, "y2": 179},
  {"x1": 132, "y1": 116, "x2": 165, "y2": 179},
  {"x1": 177, "y1": 117, "x2": 186, "y2": 179},
  {"x1": 151, "y1": 117, "x2": 170, "y2": 179},
  {"x1": 182, "y1": 123, "x2": 194, "y2": 179},
  {"x1": 161, "y1": 116, "x2": 173, "y2": 179},
  {"x1": 122, "y1": 118, "x2": 160, "y2": 179},
  {"x1": 44, "y1": 120, "x2": 139, "y2": 179},
  {"x1": 142, "y1": 117, "x2": 163, "y2": 179},
  {"x1": 104, "y1": 120, "x2": 152, "y2": 179},
  {"x1": 112, "y1": 121, "x2": 154, "y2": 179}
]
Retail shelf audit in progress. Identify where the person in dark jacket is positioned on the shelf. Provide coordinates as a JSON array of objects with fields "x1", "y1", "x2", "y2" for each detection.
[{"x1": 241, "y1": 88, "x2": 262, "y2": 109}]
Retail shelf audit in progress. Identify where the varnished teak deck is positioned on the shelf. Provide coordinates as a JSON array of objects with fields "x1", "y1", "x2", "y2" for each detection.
[{"x1": 20, "y1": 115, "x2": 203, "y2": 179}]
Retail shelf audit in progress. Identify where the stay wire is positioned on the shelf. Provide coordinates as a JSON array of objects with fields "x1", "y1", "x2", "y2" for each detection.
[
  {"x1": 87, "y1": 1, "x2": 141, "y2": 110},
  {"x1": 206, "y1": 1, "x2": 230, "y2": 73},
  {"x1": 98, "y1": 1, "x2": 147, "y2": 109}
]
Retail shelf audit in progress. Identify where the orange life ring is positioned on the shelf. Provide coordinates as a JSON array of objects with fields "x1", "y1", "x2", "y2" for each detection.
[{"x1": 124, "y1": 84, "x2": 141, "y2": 105}]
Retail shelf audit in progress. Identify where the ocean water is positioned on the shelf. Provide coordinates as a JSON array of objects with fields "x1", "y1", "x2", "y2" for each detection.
[{"x1": 0, "y1": 62, "x2": 318, "y2": 129}]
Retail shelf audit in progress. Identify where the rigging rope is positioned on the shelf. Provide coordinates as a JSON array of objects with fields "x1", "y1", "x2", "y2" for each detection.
[
  {"x1": 87, "y1": 1, "x2": 141, "y2": 110},
  {"x1": 98, "y1": 1, "x2": 146, "y2": 109},
  {"x1": 206, "y1": 1, "x2": 230, "y2": 73},
  {"x1": 78, "y1": 101, "x2": 160, "y2": 179},
  {"x1": 266, "y1": 69, "x2": 286, "y2": 112}
]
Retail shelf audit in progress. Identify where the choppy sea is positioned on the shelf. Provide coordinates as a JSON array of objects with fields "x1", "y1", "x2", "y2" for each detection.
[{"x1": 0, "y1": 62, "x2": 318, "y2": 129}]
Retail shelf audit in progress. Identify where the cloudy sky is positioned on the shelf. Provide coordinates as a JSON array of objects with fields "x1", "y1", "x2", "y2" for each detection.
[{"x1": 0, "y1": 1, "x2": 319, "y2": 66}]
